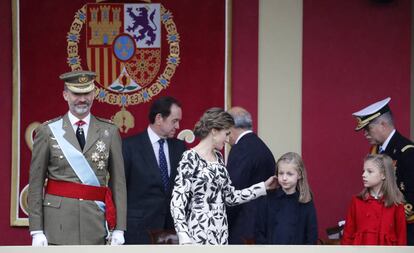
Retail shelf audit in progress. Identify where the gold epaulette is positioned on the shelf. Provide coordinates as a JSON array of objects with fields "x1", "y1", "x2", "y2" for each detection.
[
  {"x1": 95, "y1": 116, "x2": 115, "y2": 125},
  {"x1": 401, "y1": 145, "x2": 414, "y2": 153},
  {"x1": 33, "y1": 116, "x2": 62, "y2": 133},
  {"x1": 42, "y1": 116, "x2": 62, "y2": 126}
]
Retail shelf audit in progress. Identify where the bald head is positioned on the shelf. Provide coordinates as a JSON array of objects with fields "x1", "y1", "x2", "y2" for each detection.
[
  {"x1": 228, "y1": 106, "x2": 253, "y2": 130},
  {"x1": 227, "y1": 107, "x2": 253, "y2": 146}
]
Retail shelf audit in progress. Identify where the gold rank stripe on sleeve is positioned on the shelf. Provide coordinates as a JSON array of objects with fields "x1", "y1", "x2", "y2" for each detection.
[{"x1": 401, "y1": 145, "x2": 414, "y2": 153}]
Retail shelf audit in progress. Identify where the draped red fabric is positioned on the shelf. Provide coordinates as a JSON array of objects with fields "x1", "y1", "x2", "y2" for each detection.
[
  {"x1": 16, "y1": 0, "x2": 226, "y2": 220},
  {"x1": 46, "y1": 179, "x2": 117, "y2": 230}
]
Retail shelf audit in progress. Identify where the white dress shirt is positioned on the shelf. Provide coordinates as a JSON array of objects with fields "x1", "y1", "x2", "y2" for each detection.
[
  {"x1": 68, "y1": 111, "x2": 91, "y2": 140},
  {"x1": 379, "y1": 129, "x2": 396, "y2": 152},
  {"x1": 147, "y1": 126, "x2": 171, "y2": 176}
]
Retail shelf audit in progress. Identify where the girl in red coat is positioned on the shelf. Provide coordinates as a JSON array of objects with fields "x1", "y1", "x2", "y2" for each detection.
[{"x1": 341, "y1": 154, "x2": 406, "y2": 245}]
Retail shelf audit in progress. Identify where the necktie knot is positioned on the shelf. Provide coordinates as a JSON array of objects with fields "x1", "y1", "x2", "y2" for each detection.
[
  {"x1": 75, "y1": 120, "x2": 86, "y2": 150},
  {"x1": 76, "y1": 120, "x2": 86, "y2": 127},
  {"x1": 158, "y1": 138, "x2": 165, "y2": 145}
]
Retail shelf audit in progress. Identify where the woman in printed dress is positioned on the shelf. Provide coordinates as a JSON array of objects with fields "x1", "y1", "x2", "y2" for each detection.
[{"x1": 170, "y1": 107, "x2": 277, "y2": 245}]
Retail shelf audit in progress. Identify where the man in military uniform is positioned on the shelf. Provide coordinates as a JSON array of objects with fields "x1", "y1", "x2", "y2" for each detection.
[
  {"x1": 353, "y1": 97, "x2": 414, "y2": 245},
  {"x1": 28, "y1": 70, "x2": 126, "y2": 246}
]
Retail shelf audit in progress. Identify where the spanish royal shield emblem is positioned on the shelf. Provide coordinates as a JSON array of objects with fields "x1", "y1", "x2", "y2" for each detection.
[{"x1": 66, "y1": 1, "x2": 180, "y2": 132}]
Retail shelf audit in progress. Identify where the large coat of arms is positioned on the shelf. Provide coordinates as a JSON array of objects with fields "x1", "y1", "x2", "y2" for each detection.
[{"x1": 66, "y1": 1, "x2": 180, "y2": 133}]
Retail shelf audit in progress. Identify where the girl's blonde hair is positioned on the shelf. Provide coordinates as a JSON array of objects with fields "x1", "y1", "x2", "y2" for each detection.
[
  {"x1": 358, "y1": 154, "x2": 405, "y2": 207},
  {"x1": 276, "y1": 152, "x2": 312, "y2": 203}
]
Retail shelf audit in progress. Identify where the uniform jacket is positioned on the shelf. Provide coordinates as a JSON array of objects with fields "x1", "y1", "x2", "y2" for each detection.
[
  {"x1": 28, "y1": 114, "x2": 127, "y2": 245},
  {"x1": 341, "y1": 195, "x2": 406, "y2": 245},
  {"x1": 226, "y1": 132, "x2": 275, "y2": 244},
  {"x1": 122, "y1": 130, "x2": 186, "y2": 244},
  {"x1": 381, "y1": 131, "x2": 414, "y2": 217},
  {"x1": 255, "y1": 188, "x2": 318, "y2": 245}
]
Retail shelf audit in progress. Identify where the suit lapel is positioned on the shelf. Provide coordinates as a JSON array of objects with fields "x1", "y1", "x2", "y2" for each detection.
[
  {"x1": 83, "y1": 115, "x2": 99, "y2": 153},
  {"x1": 142, "y1": 132, "x2": 161, "y2": 174},
  {"x1": 62, "y1": 114, "x2": 82, "y2": 152},
  {"x1": 142, "y1": 132, "x2": 172, "y2": 193},
  {"x1": 167, "y1": 139, "x2": 178, "y2": 189}
]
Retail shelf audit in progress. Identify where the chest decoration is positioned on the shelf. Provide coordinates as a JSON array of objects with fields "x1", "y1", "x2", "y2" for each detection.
[
  {"x1": 91, "y1": 140, "x2": 109, "y2": 170},
  {"x1": 52, "y1": 144, "x2": 61, "y2": 150}
]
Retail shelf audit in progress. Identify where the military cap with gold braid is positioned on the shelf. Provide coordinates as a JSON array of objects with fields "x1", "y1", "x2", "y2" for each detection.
[
  {"x1": 352, "y1": 97, "x2": 391, "y2": 131},
  {"x1": 59, "y1": 70, "x2": 96, "y2": 93}
]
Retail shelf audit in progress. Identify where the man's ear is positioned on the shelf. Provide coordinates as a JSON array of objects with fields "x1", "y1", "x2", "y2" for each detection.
[
  {"x1": 63, "y1": 90, "x2": 68, "y2": 101},
  {"x1": 155, "y1": 113, "x2": 163, "y2": 125}
]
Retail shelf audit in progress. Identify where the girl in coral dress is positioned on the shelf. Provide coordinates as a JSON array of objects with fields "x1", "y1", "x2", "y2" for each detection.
[{"x1": 341, "y1": 154, "x2": 406, "y2": 245}]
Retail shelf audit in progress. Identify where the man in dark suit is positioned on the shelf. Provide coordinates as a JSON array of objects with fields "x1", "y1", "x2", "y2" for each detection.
[
  {"x1": 226, "y1": 107, "x2": 276, "y2": 244},
  {"x1": 353, "y1": 97, "x2": 414, "y2": 245},
  {"x1": 123, "y1": 96, "x2": 186, "y2": 244}
]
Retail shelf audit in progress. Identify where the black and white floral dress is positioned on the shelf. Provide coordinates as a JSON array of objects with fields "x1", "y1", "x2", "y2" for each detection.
[{"x1": 170, "y1": 149, "x2": 266, "y2": 245}]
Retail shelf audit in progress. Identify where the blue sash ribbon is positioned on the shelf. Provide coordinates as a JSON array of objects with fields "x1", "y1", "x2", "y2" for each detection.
[{"x1": 48, "y1": 119, "x2": 105, "y2": 211}]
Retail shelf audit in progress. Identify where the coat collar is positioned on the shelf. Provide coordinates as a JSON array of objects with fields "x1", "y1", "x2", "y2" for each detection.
[
  {"x1": 62, "y1": 114, "x2": 82, "y2": 152},
  {"x1": 83, "y1": 115, "x2": 100, "y2": 153},
  {"x1": 62, "y1": 113, "x2": 99, "y2": 153}
]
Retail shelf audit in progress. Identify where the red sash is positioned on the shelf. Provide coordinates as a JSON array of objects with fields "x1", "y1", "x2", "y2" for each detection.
[{"x1": 46, "y1": 179, "x2": 116, "y2": 230}]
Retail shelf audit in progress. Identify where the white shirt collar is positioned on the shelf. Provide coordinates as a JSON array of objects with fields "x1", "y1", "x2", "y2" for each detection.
[
  {"x1": 68, "y1": 111, "x2": 91, "y2": 126},
  {"x1": 235, "y1": 130, "x2": 253, "y2": 144},
  {"x1": 147, "y1": 126, "x2": 163, "y2": 144},
  {"x1": 380, "y1": 129, "x2": 396, "y2": 151}
]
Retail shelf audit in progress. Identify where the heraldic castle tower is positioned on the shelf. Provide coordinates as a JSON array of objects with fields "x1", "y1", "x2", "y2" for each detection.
[{"x1": 89, "y1": 6, "x2": 121, "y2": 45}]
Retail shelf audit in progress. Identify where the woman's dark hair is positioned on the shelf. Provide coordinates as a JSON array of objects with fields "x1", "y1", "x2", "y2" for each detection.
[{"x1": 193, "y1": 107, "x2": 234, "y2": 139}]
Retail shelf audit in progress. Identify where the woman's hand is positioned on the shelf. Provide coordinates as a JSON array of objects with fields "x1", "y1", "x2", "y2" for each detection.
[{"x1": 264, "y1": 175, "x2": 278, "y2": 190}]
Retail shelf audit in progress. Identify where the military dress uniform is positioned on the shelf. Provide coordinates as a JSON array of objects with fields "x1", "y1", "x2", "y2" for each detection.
[
  {"x1": 353, "y1": 97, "x2": 414, "y2": 245},
  {"x1": 28, "y1": 71, "x2": 126, "y2": 245}
]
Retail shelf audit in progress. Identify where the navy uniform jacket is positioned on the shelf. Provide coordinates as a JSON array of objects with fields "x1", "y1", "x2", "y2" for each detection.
[
  {"x1": 255, "y1": 189, "x2": 318, "y2": 244},
  {"x1": 122, "y1": 131, "x2": 186, "y2": 244},
  {"x1": 380, "y1": 131, "x2": 414, "y2": 245},
  {"x1": 226, "y1": 132, "x2": 275, "y2": 244}
]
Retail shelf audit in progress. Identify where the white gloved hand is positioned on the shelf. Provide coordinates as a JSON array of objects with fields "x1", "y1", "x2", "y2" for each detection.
[
  {"x1": 32, "y1": 232, "x2": 48, "y2": 247},
  {"x1": 110, "y1": 230, "x2": 125, "y2": 245}
]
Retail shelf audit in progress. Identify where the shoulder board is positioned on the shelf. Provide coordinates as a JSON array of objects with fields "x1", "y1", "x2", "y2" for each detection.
[
  {"x1": 95, "y1": 116, "x2": 115, "y2": 125},
  {"x1": 42, "y1": 116, "x2": 62, "y2": 126},
  {"x1": 402, "y1": 145, "x2": 414, "y2": 152}
]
